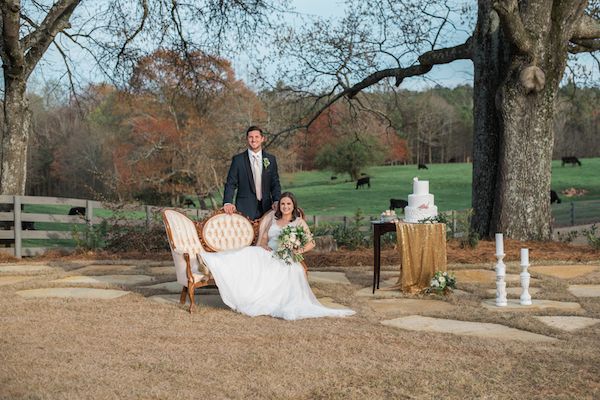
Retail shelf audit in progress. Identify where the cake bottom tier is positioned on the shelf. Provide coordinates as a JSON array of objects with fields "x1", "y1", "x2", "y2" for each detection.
[{"x1": 404, "y1": 205, "x2": 439, "y2": 223}]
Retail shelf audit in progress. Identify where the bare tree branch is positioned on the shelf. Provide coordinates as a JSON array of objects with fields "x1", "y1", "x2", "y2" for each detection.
[
  {"x1": 23, "y1": 0, "x2": 81, "y2": 79},
  {"x1": 571, "y1": 13, "x2": 600, "y2": 39},
  {"x1": 493, "y1": 0, "x2": 533, "y2": 55},
  {"x1": 115, "y1": 0, "x2": 149, "y2": 69},
  {"x1": 569, "y1": 38, "x2": 600, "y2": 52}
]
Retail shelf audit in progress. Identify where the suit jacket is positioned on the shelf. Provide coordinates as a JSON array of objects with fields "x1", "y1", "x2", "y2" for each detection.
[{"x1": 223, "y1": 150, "x2": 281, "y2": 220}]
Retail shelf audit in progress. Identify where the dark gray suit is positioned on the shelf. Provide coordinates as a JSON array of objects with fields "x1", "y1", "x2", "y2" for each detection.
[{"x1": 223, "y1": 150, "x2": 281, "y2": 220}]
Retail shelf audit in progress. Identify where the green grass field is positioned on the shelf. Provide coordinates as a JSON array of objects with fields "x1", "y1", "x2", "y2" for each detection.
[{"x1": 282, "y1": 157, "x2": 600, "y2": 216}]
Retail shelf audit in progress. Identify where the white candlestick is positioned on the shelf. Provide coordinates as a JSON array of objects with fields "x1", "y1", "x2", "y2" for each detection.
[
  {"x1": 495, "y1": 233, "x2": 504, "y2": 255},
  {"x1": 520, "y1": 248, "x2": 529, "y2": 265},
  {"x1": 520, "y1": 248, "x2": 532, "y2": 306}
]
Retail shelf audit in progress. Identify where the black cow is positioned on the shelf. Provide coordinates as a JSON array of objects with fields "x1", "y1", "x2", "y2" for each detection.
[
  {"x1": 418, "y1": 163, "x2": 428, "y2": 170},
  {"x1": 550, "y1": 190, "x2": 562, "y2": 204},
  {"x1": 356, "y1": 176, "x2": 370, "y2": 189},
  {"x1": 561, "y1": 156, "x2": 581, "y2": 167},
  {"x1": 330, "y1": 176, "x2": 338, "y2": 180},
  {"x1": 68, "y1": 207, "x2": 86, "y2": 216},
  {"x1": 389, "y1": 198, "x2": 408, "y2": 211},
  {"x1": 360, "y1": 172, "x2": 368, "y2": 176}
]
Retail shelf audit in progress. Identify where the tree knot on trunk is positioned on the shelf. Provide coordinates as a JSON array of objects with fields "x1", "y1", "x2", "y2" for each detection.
[{"x1": 519, "y1": 65, "x2": 545, "y2": 94}]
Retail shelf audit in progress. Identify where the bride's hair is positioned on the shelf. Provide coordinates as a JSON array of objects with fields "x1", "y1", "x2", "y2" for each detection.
[{"x1": 274, "y1": 191, "x2": 301, "y2": 221}]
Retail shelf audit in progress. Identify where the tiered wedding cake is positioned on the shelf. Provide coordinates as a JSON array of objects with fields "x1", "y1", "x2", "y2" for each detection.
[{"x1": 404, "y1": 177, "x2": 438, "y2": 223}]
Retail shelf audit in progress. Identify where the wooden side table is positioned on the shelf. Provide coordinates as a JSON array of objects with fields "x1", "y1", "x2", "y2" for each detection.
[{"x1": 372, "y1": 221, "x2": 396, "y2": 293}]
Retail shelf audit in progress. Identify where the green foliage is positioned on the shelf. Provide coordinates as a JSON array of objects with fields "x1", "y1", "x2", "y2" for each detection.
[
  {"x1": 313, "y1": 209, "x2": 371, "y2": 249},
  {"x1": 315, "y1": 136, "x2": 384, "y2": 180},
  {"x1": 72, "y1": 220, "x2": 108, "y2": 251},
  {"x1": 581, "y1": 224, "x2": 600, "y2": 250}
]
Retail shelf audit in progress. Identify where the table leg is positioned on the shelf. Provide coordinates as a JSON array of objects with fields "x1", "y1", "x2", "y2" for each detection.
[{"x1": 373, "y1": 226, "x2": 381, "y2": 293}]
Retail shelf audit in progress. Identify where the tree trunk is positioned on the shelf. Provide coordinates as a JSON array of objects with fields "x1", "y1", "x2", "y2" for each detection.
[
  {"x1": 0, "y1": 78, "x2": 30, "y2": 195},
  {"x1": 472, "y1": 1, "x2": 583, "y2": 240},
  {"x1": 471, "y1": 3, "x2": 507, "y2": 239}
]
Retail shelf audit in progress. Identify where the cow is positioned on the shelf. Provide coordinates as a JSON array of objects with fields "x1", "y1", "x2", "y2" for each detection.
[
  {"x1": 389, "y1": 198, "x2": 408, "y2": 211},
  {"x1": 418, "y1": 163, "x2": 428, "y2": 170},
  {"x1": 68, "y1": 207, "x2": 86, "y2": 216},
  {"x1": 561, "y1": 156, "x2": 581, "y2": 167},
  {"x1": 330, "y1": 176, "x2": 338, "y2": 180},
  {"x1": 550, "y1": 190, "x2": 562, "y2": 204},
  {"x1": 356, "y1": 176, "x2": 370, "y2": 189}
]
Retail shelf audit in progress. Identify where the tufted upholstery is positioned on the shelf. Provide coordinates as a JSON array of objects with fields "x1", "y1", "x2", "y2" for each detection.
[
  {"x1": 162, "y1": 209, "x2": 210, "y2": 287},
  {"x1": 200, "y1": 212, "x2": 256, "y2": 251}
]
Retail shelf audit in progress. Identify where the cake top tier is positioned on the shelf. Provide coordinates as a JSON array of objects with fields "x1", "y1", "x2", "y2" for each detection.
[{"x1": 412, "y1": 177, "x2": 429, "y2": 195}]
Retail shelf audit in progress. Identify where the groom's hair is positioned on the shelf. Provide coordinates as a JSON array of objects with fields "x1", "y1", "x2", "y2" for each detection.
[{"x1": 246, "y1": 125, "x2": 264, "y2": 136}]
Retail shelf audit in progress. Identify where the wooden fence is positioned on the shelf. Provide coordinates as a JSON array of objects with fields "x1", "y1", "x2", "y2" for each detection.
[
  {"x1": 0, "y1": 195, "x2": 210, "y2": 258},
  {"x1": 1, "y1": 195, "x2": 599, "y2": 258}
]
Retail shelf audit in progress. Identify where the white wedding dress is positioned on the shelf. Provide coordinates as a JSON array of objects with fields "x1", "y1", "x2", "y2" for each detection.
[{"x1": 201, "y1": 219, "x2": 355, "y2": 320}]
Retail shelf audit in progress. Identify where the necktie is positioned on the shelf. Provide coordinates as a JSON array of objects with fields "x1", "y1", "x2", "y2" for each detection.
[{"x1": 252, "y1": 155, "x2": 262, "y2": 201}]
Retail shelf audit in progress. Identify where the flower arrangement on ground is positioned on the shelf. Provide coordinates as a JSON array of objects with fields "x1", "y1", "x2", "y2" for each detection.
[
  {"x1": 427, "y1": 271, "x2": 457, "y2": 294},
  {"x1": 274, "y1": 225, "x2": 309, "y2": 265}
]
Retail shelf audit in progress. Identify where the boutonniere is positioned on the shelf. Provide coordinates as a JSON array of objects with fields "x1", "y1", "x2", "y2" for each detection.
[{"x1": 263, "y1": 157, "x2": 270, "y2": 169}]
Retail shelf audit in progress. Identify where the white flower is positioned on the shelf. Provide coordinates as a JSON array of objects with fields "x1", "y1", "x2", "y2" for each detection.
[{"x1": 439, "y1": 276, "x2": 446, "y2": 284}]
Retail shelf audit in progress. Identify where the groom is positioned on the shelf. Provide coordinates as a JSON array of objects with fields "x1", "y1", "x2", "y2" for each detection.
[{"x1": 223, "y1": 126, "x2": 281, "y2": 220}]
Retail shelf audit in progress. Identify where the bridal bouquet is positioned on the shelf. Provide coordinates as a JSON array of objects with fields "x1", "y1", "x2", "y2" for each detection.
[
  {"x1": 427, "y1": 271, "x2": 457, "y2": 294},
  {"x1": 274, "y1": 225, "x2": 309, "y2": 265}
]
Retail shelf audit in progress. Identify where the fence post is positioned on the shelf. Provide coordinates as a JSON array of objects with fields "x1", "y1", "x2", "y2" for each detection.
[
  {"x1": 570, "y1": 202, "x2": 575, "y2": 226},
  {"x1": 145, "y1": 205, "x2": 151, "y2": 228},
  {"x1": 14, "y1": 196, "x2": 22, "y2": 259},
  {"x1": 452, "y1": 210, "x2": 457, "y2": 238},
  {"x1": 343, "y1": 216, "x2": 348, "y2": 230}
]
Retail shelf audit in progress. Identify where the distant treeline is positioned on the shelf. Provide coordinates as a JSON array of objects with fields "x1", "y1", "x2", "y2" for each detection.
[{"x1": 23, "y1": 52, "x2": 599, "y2": 206}]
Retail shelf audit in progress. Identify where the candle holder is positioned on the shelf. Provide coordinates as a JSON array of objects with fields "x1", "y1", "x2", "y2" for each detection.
[
  {"x1": 495, "y1": 253, "x2": 507, "y2": 307},
  {"x1": 520, "y1": 259, "x2": 532, "y2": 306}
]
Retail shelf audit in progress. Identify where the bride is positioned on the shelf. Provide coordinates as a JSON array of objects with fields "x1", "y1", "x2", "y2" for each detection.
[{"x1": 201, "y1": 192, "x2": 355, "y2": 320}]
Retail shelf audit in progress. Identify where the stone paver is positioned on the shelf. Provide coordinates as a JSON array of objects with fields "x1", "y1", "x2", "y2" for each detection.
[
  {"x1": 0, "y1": 264, "x2": 55, "y2": 274},
  {"x1": 534, "y1": 316, "x2": 600, "y2": 332},
  {"x1": 481, "y1": 299, "x2": 582, "y2": 312},
  {"x1": 355, "y1": 286, "x2": 404, "y2": 298},
  {"x1": 453, "y1": 269, "x2": 538, "y2": 286},
  {"x1": 140, "y1": 281, "x2": 182, "y2": 293},
  {"x1": 17, "y1": 287, "x2": 130, "y2": 299},
  {"x1": 0, "y1": 276, "x2": 33, "y2": 286},
  {"x1": 308, "y1": 271, "x2": 351, "y2": 285},
  {"x1": 317, "y1": 297, "x2": 350, "y2": 310},
  {"x1": 148, "y1": 294, "x2": 227, "y2": 309},
  {"x1": 51, "y1": 275, "x2": 155, "y2": 286},
  {"x1": 149, "y1": 266, "x2": 174, "y2": 275},
  {"x1": 485, "y1": 287, "x2": 541, "y2": 296},
  {"x1": 568, "y1": 285, "x2": 600, "y2": 298},
  {"x1": 381, "y1": 315, "x2": 557, "y2": 342},
  {"x1": 369, "y1": 298, "x2": 455, "y2": 315},
  {"x1": 71, "y1": 264, "x2": 138, "y2": 274},
  {"x1": 530, "y1": 265, "x2": 599, "y2": 279}
]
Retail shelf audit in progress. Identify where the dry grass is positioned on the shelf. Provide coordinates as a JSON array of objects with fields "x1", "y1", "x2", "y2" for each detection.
[
  {"x1": 1, "y1": 244, "x2": 600, "y2": 399},
  {"x1": 1, "y1": 286, "x2": 599, "y2": 400}
]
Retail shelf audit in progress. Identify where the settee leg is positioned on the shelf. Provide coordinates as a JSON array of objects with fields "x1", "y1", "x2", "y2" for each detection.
[
  {"x1": 180, "y1": 287, "x2": 187, "y2": 304},
  {"x1": 187, "y1": 286, "x2": 195, "y2": 313}
]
